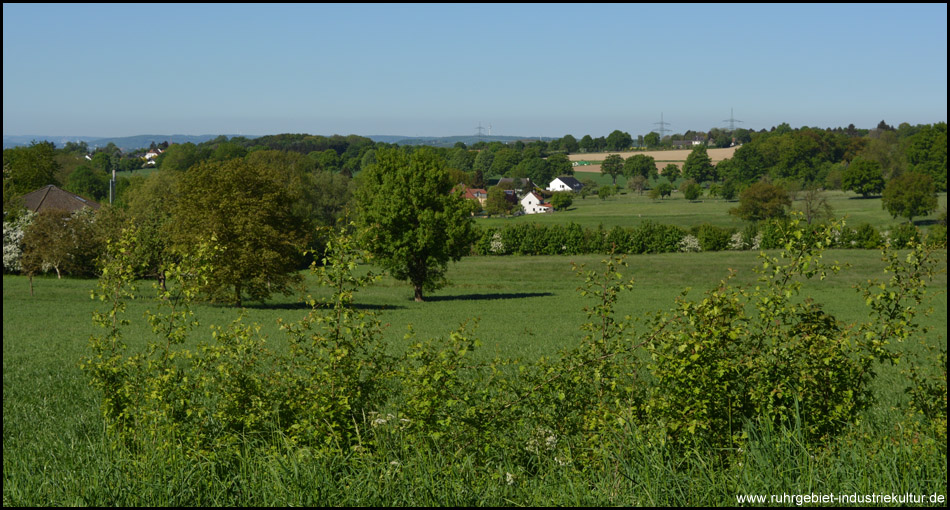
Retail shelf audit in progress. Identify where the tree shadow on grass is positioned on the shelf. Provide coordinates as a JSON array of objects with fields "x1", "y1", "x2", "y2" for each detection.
[
  {"x1": 228, "y1": 301, "x2": 406, "y2": 311},
  {"x1": 422, "y1": 292, "x2": 554, "y2": 302}
]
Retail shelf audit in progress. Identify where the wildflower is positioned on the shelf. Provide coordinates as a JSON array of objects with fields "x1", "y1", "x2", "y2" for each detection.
[
  {"x1": 489, "y1": 232, "x2": 505, "y2": 254},
  {"x1": 728, "y1": 232, "x2": 745, "y2": 251},
  {"x1": 679, "y1": 234, "x2": 701, "y2": 253},
  {"x1": 506, "y1": 472, "x2": 516, "y2": 485},
  {"x1": 751, "y1": 232, "x2": 763, "y2": 250}
]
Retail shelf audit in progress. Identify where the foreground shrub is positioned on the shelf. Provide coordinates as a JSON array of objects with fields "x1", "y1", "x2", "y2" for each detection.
[{"x1": 80, "y1": 214, "x2": 944, "y2": 500}]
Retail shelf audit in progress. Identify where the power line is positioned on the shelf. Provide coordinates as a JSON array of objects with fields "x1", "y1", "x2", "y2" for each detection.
[
  {"x1": 653, "y1": 112, "x2": 671, "y2": 138},
  {"x1": 722, "y1": 107, "x2": 744, "y2": 131}
]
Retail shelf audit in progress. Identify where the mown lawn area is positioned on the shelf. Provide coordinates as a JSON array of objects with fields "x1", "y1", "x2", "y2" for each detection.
[{"x1": 476, "y1": 188, "x2": 947, "y2": 232}]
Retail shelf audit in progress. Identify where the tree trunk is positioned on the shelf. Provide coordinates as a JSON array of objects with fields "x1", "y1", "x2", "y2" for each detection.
[{"x1": 414, "y1": 284, "x2": 424, "y2": 302}]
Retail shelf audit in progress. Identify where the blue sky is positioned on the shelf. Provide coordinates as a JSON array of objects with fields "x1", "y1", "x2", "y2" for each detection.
[{"x1": 3, "y1": 3, "x2": 947, "y2": 138}]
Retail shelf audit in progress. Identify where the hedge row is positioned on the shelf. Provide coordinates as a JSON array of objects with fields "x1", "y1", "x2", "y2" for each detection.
[{"x1": 472, "y1": 220, "x2": 947, "y2": 256}]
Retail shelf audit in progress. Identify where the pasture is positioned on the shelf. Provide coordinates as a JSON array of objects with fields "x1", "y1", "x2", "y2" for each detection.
[
  {"x1": 477, "y1": 187, "x2": 948, "y2": 231},
  {"x1": 3, "y1": 244, "x2": 947, "y2": 505}
]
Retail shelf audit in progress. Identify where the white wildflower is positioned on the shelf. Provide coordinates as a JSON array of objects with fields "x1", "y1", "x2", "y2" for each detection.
[
  {"x1": 2, "y1": 211, "x2": 35, "y2": 273},
  {"x1": 489, "y1": 232, "x2": 505, "y2": 254},
  {"x1": 728, "y1": 232, "x2": 745, "y2": 251},
  {"x1": 751, "y1": 232, "x2": 763, "y2": 250},
  {"x1": 678, "y1": 234, "x2": 701, "y2": 253},
  {"x1": 506, "y1": 472, "x2": 516, "y2": 485}
]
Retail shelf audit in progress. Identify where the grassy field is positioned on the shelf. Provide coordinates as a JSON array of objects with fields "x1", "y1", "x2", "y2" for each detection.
[
  {"x1": 3, "y1": 245, "x2": 947, "y2": 505},
  {"x1": 477, "y1": 187, "x2": 948, "y2": 231}
]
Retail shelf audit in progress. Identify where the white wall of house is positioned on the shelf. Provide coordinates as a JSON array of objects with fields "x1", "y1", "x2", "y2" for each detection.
[
  {"x1": 520, "y1": 192, "x2": 551, "y2": 214},
  {"x1": 547, "y1": 178, "x2": 571, "y2": 192}
]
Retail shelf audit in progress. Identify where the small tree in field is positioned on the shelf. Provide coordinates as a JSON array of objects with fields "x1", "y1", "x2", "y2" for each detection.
[
  {"x1": 662, "y1": 163, "x2": 680, "y2": 182},
  {"x1": 601, "y1": 154, "x2": 624, "y2": 185},
  {"x1": 650, "y1": 181, "x2": 673, "y2": 200},
  {"x1": 842, "y1": 158, "x2": 885, "y2": 197},
  {"x1": 730, "y1": 181, "x2": 791, "y2": 222},
  {"x1": 882, "y1": 172, "x2": 938, "y2": 223},
  {"x1": 627, "y1": 174, "x2": 647, "y2": 195},
  {"x1": 680, "y1": 179, "x2": 702, "y2": 201},
  {"x1": 550, "y1": 191, "x2": 573, "y2": 211}
]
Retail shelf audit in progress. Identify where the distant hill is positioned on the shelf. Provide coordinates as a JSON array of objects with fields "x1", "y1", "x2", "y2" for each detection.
[
  {"x1": 3, "y1": 134, "x2": 255, "y2": 151},
  {"x1": 366, "y1": 134, "x2": 556, "y2": 147},
  {"x1": 4, "y1": 133, "x2": 553, "y2": 151}
]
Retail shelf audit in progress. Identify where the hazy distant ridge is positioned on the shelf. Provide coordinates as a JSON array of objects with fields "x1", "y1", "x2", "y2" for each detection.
[
  {"x1": 4, "y1": 133, "x2": 555, "y2": 151},
  {"x1": 2, "y1": 134, "x2": 252, "y2": 151}
]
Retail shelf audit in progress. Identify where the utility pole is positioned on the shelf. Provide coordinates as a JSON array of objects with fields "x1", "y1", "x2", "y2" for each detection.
[
  {"x1": 722, "y1": 107, "x2": 743, "y2": 132},
  {"x1": 654, "y1": 112, "x2": 671, "y2": 139}
]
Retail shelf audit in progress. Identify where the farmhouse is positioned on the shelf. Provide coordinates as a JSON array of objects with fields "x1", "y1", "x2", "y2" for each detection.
[
  {"x1": 20, "y1": 185, "x2": 101, "y2": 214},
  {"x1": 520, "y1": 191, "x2": 552, "y2": 214},
  {"x1": 454, "y1": 186, "x2": 488, "y2": 205},
  {"x1": 547, "y1": 176, "x2": 584, "y2": 192},
  {"x1": 144, "y1": 148, "x2": 163, "y2": 165}
]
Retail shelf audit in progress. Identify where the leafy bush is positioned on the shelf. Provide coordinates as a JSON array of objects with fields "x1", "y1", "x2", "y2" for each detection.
[{"x1": 691, "y1": 223, "x2": 732, "y2": 252}]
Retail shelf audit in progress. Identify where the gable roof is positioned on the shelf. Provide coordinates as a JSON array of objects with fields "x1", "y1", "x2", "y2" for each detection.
[
  {"x1": 21, "y1": 185, "x2": 101, "y2": 213},
  {"x1": 551, "y1": 176, "x2": 584, "y2": 189}
]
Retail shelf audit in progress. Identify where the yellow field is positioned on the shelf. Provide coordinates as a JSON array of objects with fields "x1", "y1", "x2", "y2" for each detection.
[{"x1": 571, "y1": 146, "x2": 737, "y2": 174}]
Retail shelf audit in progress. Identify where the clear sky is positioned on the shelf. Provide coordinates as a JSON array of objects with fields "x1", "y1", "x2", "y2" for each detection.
[{"x1": 3, "y1": 3, "x2": 947, "y2": 139}]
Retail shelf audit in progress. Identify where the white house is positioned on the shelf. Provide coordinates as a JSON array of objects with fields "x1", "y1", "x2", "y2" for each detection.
[
  {"x1": 520, "y1": 191, "x2": 552, "y2": 214},
  {"x1": 144, "y1": 148, "x2": 163, "y2": 165},
  {"x1": 547, "y1": 176, "x2": 584, "y2": 192}
]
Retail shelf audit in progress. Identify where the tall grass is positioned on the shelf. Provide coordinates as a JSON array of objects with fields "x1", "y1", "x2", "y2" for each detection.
[{"x1": 3, "y1": 247, "x2": 946, "y2": 505}]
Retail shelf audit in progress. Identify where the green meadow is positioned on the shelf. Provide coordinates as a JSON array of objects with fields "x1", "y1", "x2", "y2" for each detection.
[
  {"x1": 3, "y1": 189, "x2": 947, "y2": 505},
  {"x1": 477, "y1": 183, "x2": 947, "y2": 231}
]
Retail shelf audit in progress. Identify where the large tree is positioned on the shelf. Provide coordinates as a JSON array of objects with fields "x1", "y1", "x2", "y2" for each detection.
[
  {"x1": 355, "y1": 147, "x2": 477, "y2": 302},
  {"x1": 842, "y1": 157, "x2": 885, "y2": 197},
  {"x1": 881, "y1": 172, "x2": 938, "y2": 223},
  {"x1": 681, "y1": 145, "x2": 716, "y2": 183},
  {"x1": 623, "y1": 154, "x2": 656, "y2": 180},
  {"x1": 605, "y1": 130, "x2": 633, "y2": 151},
  {"x1": 3, "y1": 141, "x2": 61, "y2": 210},
  {"x1": 169, "y1": 158, "x2": 310, "y2": 306},
  {"x1": 904, "y1": 122, "x2": 947, "y2": 192}
]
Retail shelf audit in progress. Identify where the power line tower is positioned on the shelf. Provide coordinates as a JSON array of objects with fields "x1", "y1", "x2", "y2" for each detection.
[
  {"x1": 722, "y1": 107, "x2": 743, "y2": 132},
  {"x1": 654, "y1": 112, "x2": 671, "y2": 138},
  {"x1": 475, "y1": 122, "x2": 486, "y2": 139}
]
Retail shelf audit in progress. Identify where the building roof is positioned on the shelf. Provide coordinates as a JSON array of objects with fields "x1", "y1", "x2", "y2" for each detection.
[
  {"x1": 21, "y1": 185, "x2": 101, "y2": 213},
  {"x1": 551, "y1": 176, "x2": 584, "y2": 189}
]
